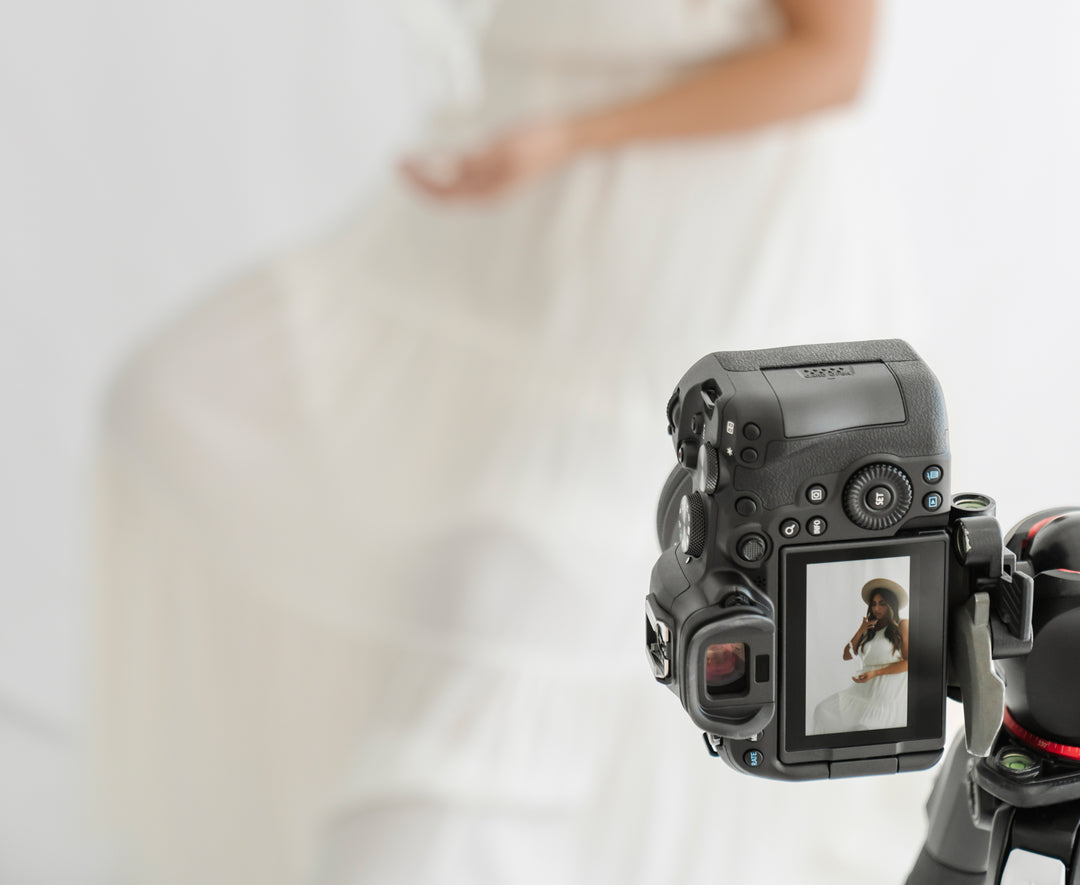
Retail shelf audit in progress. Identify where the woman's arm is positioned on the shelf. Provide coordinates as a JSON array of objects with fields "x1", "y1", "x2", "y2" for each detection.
[
  {"x1": 852, "y1": 620, "x2": 909, "y2": 680},
  {"x1": 844, "y1": 615, "x2": 874, "y2": 660},
  {"x1": 404, "y1": 0, "x2": 877, "y2": 200},
  {"x1": 571, "y1": 0, "x2": 877, "y2": 151},
  {"x1": 855, "y1": 659, "x2": 908, "y2": 681}
]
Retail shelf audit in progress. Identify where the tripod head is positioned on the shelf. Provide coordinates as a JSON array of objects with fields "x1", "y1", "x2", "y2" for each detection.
[
  {"x1": 1000, "y1": 509, "x2": 1080, "y2": 763},
  {"x1": 909, "y1": 508, "x2": 1080, "y2": 885}
]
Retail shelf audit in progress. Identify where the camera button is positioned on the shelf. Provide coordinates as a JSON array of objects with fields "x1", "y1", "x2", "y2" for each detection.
[
  {"x1": 737, "y1": 534, "x2": 768, "y2": 562},
  {"x1": 924, "y1": 465, "x2": 943, "y2": 484},
  {"x1": 865, "y1": 486, "x2": 894, "y2": 511},
  {"x1": 743, "y1": 422, "x2": 761, "y2": 440},
  {"x1": 806, "y1": 484, "x2": 827, "y2": 504},
  {"x1": 842, "y1": 464, "x2": 914, "y2": 530},
  {"x1": 924, "y1": 492, "x2": 944, "y2": 512},
  {"x1": 806, "y1": 517, "x2": 828, "y2": 537},
  {"x1": 779, "y1": 519, "x2": 800, "y2": 539},
  {"x1": 735, "y1": 496, "x2": 758, "y2": 517}
]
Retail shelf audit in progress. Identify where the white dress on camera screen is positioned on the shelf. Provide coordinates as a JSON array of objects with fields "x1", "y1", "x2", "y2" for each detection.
[
  {"x1": 812, "y1": 629, "x2": 909, "y2": 734},
  {"x1": 94, "y1": 2, "x2": 917, "y2": 884}
]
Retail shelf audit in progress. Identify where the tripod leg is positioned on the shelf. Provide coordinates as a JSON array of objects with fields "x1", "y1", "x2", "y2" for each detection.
[{"x1": 906, "y1": 733, "x2": 993, "y2": 885}]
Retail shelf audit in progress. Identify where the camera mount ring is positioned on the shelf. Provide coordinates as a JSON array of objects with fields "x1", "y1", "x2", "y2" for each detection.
[{"x1": 843, "y1": 463, "x2": 914, "y2": 531}]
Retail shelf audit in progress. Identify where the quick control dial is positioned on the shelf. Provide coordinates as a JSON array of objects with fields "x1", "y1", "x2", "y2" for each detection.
[
  {"x1": 678, "y1": 492, "x2": 707, "y2": 557},
  {"x1": 843, "y1": 464, "x2": 914, "y2": 530}
]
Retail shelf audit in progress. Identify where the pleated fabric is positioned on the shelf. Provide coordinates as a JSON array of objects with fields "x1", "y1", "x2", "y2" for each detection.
[{"x1": 93, "y1": 2, "x2": 926, "y2": 883}]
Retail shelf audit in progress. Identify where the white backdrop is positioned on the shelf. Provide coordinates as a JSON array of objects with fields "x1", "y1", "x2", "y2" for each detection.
[{"x1": 2, "y1": 1, "x2": 1079, "y2": 882}]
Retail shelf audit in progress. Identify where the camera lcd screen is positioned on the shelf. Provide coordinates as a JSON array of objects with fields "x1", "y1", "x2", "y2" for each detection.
[
  {"x1": 804, "y1": 556, "x2": 909, "y2": 735},
  {"x1": 780, "y1": 536, "x2": 947, "y2": 763}
]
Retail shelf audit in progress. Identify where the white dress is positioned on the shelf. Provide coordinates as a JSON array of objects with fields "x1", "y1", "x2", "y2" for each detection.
[
  {"x1": 812, "y1": 630, "x2": 909, "y2": 734},
  {"x1": 93, "y1": 3, "x2": 919, "y2": 884}
]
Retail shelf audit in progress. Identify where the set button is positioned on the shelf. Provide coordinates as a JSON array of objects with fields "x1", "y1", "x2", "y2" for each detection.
[{"x1": 866, "y1": 486, "x2": 894, "y2": 512}]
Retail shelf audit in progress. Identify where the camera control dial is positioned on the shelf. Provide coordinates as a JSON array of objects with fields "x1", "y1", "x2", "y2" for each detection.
[
  {"x1": 695, "y1": 443, "x2": 720, "y2": 494},
  {"x1": 678, "y1": 492, "x2": 707, "y2": 557},
  {"x1": 843, "y1": 464, "x2": 914, "y2": 530}
]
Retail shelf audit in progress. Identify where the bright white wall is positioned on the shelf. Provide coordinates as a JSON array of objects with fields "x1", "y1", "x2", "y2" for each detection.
[
  {"x1": 867, "y1": 0, "x2": 1080, "y2": 529},
  {"x1": 1, "y1": 3, "x2": 413, "y2": 880},
  {"x1": 1, "y1": 0, "x2": 415, "y2": 725},
  {"x1": 1, "y1": 1, "x2": 1079, "y2": 882}
]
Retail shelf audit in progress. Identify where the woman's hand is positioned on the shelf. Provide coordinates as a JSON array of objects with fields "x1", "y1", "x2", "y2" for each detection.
[
  {"x1": 852, "y1": 671, "x2": 876, "y2": 684},
  {"x1": 401, "y1": 119, "x2": 577, "y2": 202},
  {"x1": 402, "y1": 0, "x2": 876, "y2": 203}
]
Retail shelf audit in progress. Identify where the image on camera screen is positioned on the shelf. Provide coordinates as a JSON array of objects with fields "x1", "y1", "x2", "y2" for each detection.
[{"x1": 803, "y1": 556, "x2": 910, "y2": 736}]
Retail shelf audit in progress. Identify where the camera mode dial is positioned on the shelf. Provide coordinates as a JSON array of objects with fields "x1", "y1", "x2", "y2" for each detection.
[
  {"x1": 678, "y1": 492, "x2": 707, "y2": 557},
  {"x1": 843, "y1": 464, "x2": 914, "y2": 531}
]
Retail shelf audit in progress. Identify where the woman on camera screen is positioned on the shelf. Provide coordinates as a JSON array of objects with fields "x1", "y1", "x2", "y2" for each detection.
[{"x1": 812, "y1": 579, "x2": 909, "y2": 733}]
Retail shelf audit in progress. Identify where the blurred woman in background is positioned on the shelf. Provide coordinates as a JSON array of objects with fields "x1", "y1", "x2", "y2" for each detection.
[{"x1": 94, "y1": 1, "x2": 913, "y2": 883}]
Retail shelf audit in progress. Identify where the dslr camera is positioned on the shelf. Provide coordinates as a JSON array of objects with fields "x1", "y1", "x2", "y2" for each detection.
[{"x1": 647, "y1": 340, "x2": 1033, "y2": 780}]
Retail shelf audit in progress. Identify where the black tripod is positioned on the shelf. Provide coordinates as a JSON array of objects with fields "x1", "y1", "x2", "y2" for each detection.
[{"x1": 908, "y1": 509, "x2": 1080, "y2": 885}]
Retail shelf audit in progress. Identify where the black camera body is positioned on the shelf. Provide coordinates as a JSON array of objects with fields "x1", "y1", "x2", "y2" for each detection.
[{"x1": 647, "y1": 340, "x2": 1032, "y2": 781}]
